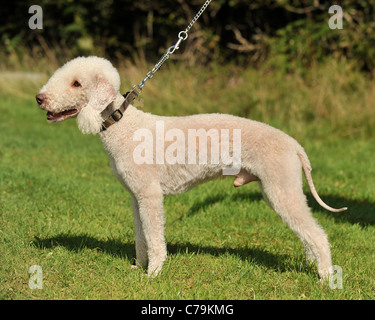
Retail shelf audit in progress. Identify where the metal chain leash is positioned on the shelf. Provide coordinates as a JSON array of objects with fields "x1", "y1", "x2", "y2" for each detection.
[{"x1": 135, "y1": 0, "x2": 213, "y2": 92}]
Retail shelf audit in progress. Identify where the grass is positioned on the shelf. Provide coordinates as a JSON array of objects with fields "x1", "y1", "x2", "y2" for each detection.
[{"x1": 0, "y1": 58, "x2": 374, "y2": 299}]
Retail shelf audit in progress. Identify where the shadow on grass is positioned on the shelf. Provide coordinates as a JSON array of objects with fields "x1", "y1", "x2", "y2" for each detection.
[
  {"x1": 306, "y1": 194, "x2": 375, "y2": 227},
  {"x1": 33, "y1": 234, "x2": 135, "y2": 259},
  {"x1": 33, "y1": 233, "x2": 315, "y2": 276},
  {"x1": 31, "y1": 191, "x2": 373, "y2": 278},
  {"x1": 167, "y1": 241, "x2": 315, "y2": 275},
  {"x1": 188, "y1": 190, "x2": 375, "y2": 227}
]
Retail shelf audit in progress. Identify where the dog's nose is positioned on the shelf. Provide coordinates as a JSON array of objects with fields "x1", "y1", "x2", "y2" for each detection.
[{"x1": 36, "y1": 93, "x2": 46, "y2": 105}]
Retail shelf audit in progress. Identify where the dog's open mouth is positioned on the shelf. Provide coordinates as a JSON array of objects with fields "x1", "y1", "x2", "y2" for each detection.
[{"x1": 47, "y1": 109, "x2": 78, "y2": 122}]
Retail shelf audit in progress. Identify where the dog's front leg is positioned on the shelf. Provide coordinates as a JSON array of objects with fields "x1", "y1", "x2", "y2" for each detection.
[
  {"x1": 131, "y1": 196, "x2": 148, "y2": 269},
  {"x1": 137, "y1": 189, "x2": 167, "y2": 277}
]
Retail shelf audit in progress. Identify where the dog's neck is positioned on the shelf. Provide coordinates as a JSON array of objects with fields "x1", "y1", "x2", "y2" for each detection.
[
  {"x1": 100, "y1": 90, "x2": 140, "y2": 132},
  {"x1": 101, "y1": 94, "x2": 125, "y2": 120}
]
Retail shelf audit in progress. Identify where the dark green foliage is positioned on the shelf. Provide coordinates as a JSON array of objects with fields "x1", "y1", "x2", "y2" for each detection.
[{"x1": 1, "y1": 0, "x2": 375, "y2": 71}]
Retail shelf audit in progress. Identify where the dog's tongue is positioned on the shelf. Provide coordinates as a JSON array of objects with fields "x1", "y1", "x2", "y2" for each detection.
[
  {"x1": 47, "y1": 111, "x2": 61, "y2": 120},
  {"x1": 47, "y1": 109, "x2": 77, "y2": 120}
]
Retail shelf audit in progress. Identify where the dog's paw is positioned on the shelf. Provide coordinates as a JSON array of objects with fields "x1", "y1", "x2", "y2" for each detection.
[{"x1": 147, "y1": 264, "x2": 163, "y2": 278}]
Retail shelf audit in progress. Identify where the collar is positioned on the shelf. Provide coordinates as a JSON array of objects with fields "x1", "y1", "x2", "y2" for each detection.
[{"x1": 100, "y1": 89, "x2": 139, "y2": 132}]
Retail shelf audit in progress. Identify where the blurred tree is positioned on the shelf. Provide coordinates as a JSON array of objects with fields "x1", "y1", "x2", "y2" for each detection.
[{"x1": 1, "y1": 0, "x2": 374, "y2": 71}]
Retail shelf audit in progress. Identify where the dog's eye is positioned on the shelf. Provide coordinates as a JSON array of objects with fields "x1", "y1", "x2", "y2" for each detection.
[{"x1": 72, "y1": 81, "x2": 81, "y2": 87}]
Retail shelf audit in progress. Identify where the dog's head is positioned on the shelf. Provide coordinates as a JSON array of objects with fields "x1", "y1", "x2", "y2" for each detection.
[{"x1": 36, "y1": 56, "x2": 121, "y2": 134}]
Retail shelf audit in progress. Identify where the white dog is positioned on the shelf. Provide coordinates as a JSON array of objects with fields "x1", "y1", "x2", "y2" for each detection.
[{"x1": 36, "y1": 56, "x2": 346, "y2": 278}]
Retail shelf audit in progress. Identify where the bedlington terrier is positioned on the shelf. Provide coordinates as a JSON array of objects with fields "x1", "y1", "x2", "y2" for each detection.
[{"x1": 36, "y1": 56, "x2": 346, "y2": 279}]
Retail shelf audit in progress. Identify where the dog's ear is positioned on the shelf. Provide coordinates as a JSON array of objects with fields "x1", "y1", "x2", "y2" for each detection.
[{"x1": 77, "y1": 76, "x2": 116, "y2": 134}]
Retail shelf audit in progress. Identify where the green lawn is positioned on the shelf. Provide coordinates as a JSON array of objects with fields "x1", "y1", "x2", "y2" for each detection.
[{"x1": 0, "y1": 65, "x2": 374, "y2": 299}]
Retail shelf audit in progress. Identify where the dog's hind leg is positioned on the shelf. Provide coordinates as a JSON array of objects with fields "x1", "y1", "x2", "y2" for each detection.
[{"x1": 258, "y1": 177, "x2": 332, "y2": 280}]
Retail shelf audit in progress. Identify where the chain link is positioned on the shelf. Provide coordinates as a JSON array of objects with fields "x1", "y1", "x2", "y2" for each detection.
[
  {"x1": 185, "y1": 0, "x2": 212, "y2": 33},
  {"x1": 136, "y1": 0, "x2": 213, "y2": 91}
]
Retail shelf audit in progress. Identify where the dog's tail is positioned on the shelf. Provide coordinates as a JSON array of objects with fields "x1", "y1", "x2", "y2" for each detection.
[{"x1": 297, "y1": 150, "x2": 347, "y2": 213}]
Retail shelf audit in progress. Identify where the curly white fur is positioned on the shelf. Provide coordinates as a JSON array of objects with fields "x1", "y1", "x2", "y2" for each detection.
[{"x1": 38, "y1": 56, "x2": 120, "y2": 134}]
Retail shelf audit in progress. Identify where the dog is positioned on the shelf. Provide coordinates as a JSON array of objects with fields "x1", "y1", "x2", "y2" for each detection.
[{"x1": 36, "y1": 56, "x2": 346, "y2": 278}]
